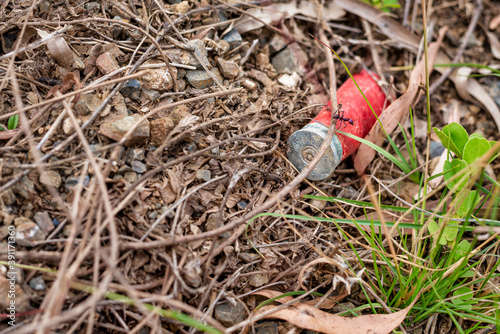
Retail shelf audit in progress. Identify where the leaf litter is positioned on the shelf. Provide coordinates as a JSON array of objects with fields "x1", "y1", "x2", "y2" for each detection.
[{"x1": 0, "y1": 0, "x2": 498, "y2": 333}]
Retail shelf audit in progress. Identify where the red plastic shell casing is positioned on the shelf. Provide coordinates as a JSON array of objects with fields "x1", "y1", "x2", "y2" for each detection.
[{"x1": 287, "y1": 70, "x2": 390, "y2": 180}]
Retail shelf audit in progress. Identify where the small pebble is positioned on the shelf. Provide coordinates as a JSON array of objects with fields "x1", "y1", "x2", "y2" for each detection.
[
  {"x1": 216, "y1": 58, "x2": 239, "y2": 79},
  {"x1": 148, "y1": 211, "x2": 159, "y2": 219},
  {"x1": 85, "y1": 2, "x2": 101, "y2": 15},
  {"x1": 96, "y1": 52, "x2": 120, "y2": 75},
  {"x1": 222, "y1": 29, "x2": 242, "y2": 50},
  {"x1": 99, "y1": 114, "x2": 150, "y2": 146},
  {"x1": 15, "y1": 221, "x2": 46, "y2": 247},
  {"x1": 271, "y1": 46, "x2": 307, "y2": 75},
  {"x1": 29, "y1": 277, "x2": 46, "y2": 291},
  {"x1": 248, "y1": 273, "x2": 269, "y2": 287},
  {"x1": 39, "y1": 170, "x2": 62, "y2": 188},
  {"x1": 430, "y1": 141, "x2": 445, "y2": 159},
  {"x1": 187, "y1": 39, "x2": 210, "y2": 69},
  {"x1": 74, "y1": 93, "x2": 102, "y2": 115},
  {"x1": 255, "y1": 322, "x2": 279, "y2": 334},
  {"x1": 120, "y1": 79, "x2": 142, "y2": 97},
  {"x1": 185, "y1": 68, "x2": 224, "y2": 89},
  {"x1": 124, "y1": 172, "x2": 138, "y2": 183},
  {"x1": 237, "y1": 200, "x2": 248, "y2": 210},
  {"x1": 142, "y1": 89, "x2": 160, "y2": 101},
  {"x1": 65, "y1": 174, "x2": 90, "y2": 191},
  {"x1": 131, "y1": 161, "x2": 147, "y2": 174},
  {"x1": 1, "y1": 189, "x2": 15, "y2": 205},
  {"x1": 269, "y1": 34, "x2": 288, "y2": 54},
  {"x1": 62, "y1": 117, "x2": 82, "y2": 135},
  {"x1": 278, "y1": 72, "x2": 302, "y2": 89},
  {"x1": 139, "y1": 61, "x2": 177, "y2": 91},
  {"x1": 214, "y1": 302, "x2": 246, "y2": 327},
  {"x1": 255, "y1": 53, "x2": 270, "y2": 67},
  {"x1": 196, "y1": 169, "x2": 211, "y2": 182},
  {"x1": 125, "y1": 148, "x2": 145, "y2": 162},
  {"x1": 242, "y1": 79, "x2": 257, "y2": 90},
  {"x1": 33, "y1": 211, "x2": 55, "y2": 235}
]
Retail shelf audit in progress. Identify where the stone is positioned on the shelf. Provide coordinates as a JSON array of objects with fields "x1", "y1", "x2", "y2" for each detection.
[
  {"x1": 131, "y1": 161, "x2": 147, "y2": 174},
  {"x1": 223, "y1": 29, "x2": 242, "y2": 50},
  {"x1": 255, "y1": 322, "x2": 279, "y2": 334},
  {"x1": 142, "y1": 89, "x2": 160, "y2": 101},
  {"x1": 85, "y1": 2, "x2": 101, "y2": 15},
  {"x1": 214, "y1": 301, "x2": 246, "y2": 327},
  {"x1": 99, "y1": 114, "x2": 150, "y2": 146},
  {"x1": 0, "y1": 226, "x2": 9, "y2": 240},
  {"x1": 269, "y1": 34, "x2": 287, "y2": 54},
  {"x1": 33, "y1": 211, "x2": 55, "y2": 235},
  {"x1": 248, "y1": 273, "x2": 268, "y2": 287},
  {"x1": 103, "y1": 43, "x2": 125, "y2": 60},
  {"x1": 271, "y1": 46, "x2": 307, "y2": 75},
  {"x1": 170, "y1": 1, "x2": 190, "y2": 14},
  {"x1": 237, "y1": 200, "x2": 248, "y2": 210},
  {"x1": 150, "y1": 116, "x2": 175, "y2": 146},
  {"x1": 125, "y1": 148, "x2": 145, "y2": 162},
  {"x1": 96, "y1": 52, "x2": 120, "y2": 75},
  {"x1": 310, "y1": 199, "x2": 326, "y2": 212},
  {"x1": 120, "y1": 79, "x2": 142, "y2": 97},
  {"x1": 169, "y1": 105, "x2": 190, "y2": 122},
  {"x1": 62, "y1": 117, "x2": 82, "y2": 134},
  {"x1": 185, "y1": 68, "x2": 223, "y2": 89},
  {"x1": 40, "y1": 170, "x2": 62, "y2": 188},
  {"x1": 0, "y1": 276, "x2": 30, "y2": 312},
  {"x1": 256, "y1": 53, "x2": 270, "y2": 67},
  {"x1": 238, "y1": 252, "x2": 261, "y2": 263},
  {"x1": 196, "y1": 169, "x2": 211, "y2": 182},
  {"x1": 430, "y1": 141, "x2": 445, "y2": 159},
  {"x1": 1, "y1": 188, "x2": 16, "y2": 205},
  {"x1": 278, "y1": 72, "x2": 302, "y2": 89},
  {"x1": 29, "y1": 276, "x2": 46, "y2": 291},
  {"x1": 124, "y1": 172, "x2": 138, "y2": 183},
  {"x1": 205, "y1": 213, "x2": 218, "y2": 231},
  {"x1": 242, "y1": 79, "x2": 257, "y2": 90},
  {"x1": 217, "y1": 58, "x2": 239, "y2": 79},
  {"x1": 187, "y1": 39, "x2": 210, "y2": 70},
  {"x1": 65, "y1": 174, "x2": 90, "y2": 191},
  {"x1": 74, "y1": 93, "x2": 102, "y2": 115},
  {"x1": 139, "y1": 61, "x2": 177, "y2": 91},
  {"x1": 16, "y1": 221, "x2": 46, "y2": 247},
  {"x1": 489, "y1": 81, "x2": 500, "y2": 108},
  {"x1": 11, "y1": 176, "x2": 34, "y2": 200}
]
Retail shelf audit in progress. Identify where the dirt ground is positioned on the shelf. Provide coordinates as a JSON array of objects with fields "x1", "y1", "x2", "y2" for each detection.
[{"x1": 0, "y1": 0, "x2": 499, "y2": 333}]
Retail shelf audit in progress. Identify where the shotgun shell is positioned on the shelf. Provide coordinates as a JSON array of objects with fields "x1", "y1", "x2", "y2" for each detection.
[{"x1": 287, "y1": 70, "x2": 389, "y2": 180}]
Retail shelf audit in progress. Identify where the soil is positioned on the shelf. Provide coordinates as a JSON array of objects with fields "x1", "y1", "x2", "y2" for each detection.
[{"x1": 0, "y1": 0, "x2": 499, "y2": 333}]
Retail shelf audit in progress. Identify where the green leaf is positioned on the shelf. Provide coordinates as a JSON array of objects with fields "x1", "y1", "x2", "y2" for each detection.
[
  {"x1": 443, "y1": 225, "x2": 458, "y2": 241},
  {"x1": 460, "y1": 270, "x2": 474, "y2": 278},
  {"x1": 428, "y1": 220, "x2": 447, "y2": 245},
  {"x1": 7, "y1": 114, "x2": 19, "y2": 130},
  {"x1": 453, "y1": 240, "x2": 471, "y2": 261},
  {"x1": 452, "y1": 287, "x2": 473, "y2": 302},
  {"x1": 469, "y1": 133, "x2": 485, "y2": 139},
  {"x1": 456, "y1": 190, "x2": 481, "y2": 217},
  {"x1": 463, "y1": 137, "x2": 492, "y2": 164},
  {"x1": 443, "y1": 159, "x2": 469, "y2": 192},
  {"x1": 434, "y1": 123, "x2": 469, "y2": 158}
]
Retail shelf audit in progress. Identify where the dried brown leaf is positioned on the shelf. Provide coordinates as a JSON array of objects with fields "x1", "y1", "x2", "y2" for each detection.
[
  {"x1": 354, "y1": 27, "x2": 447, "y2": 173},
  {"x1": 490, "y1": 14, "x2": 500, "y2": 30},
  {"x1": 254, "y1": 289, "x2": 414, "y2": 334},
  {"x1": 485, "y1": 31, "x2": 500, "y2": 59},
  {"x1": 235, "y1": 3, "x2": 345, "y2": 34},
  {"x1": 37, "y1": 28, "x2": 77, "y2": 70},
  {"x1": 225, "y1": 193, "x2": 241, "y2": 208}
]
